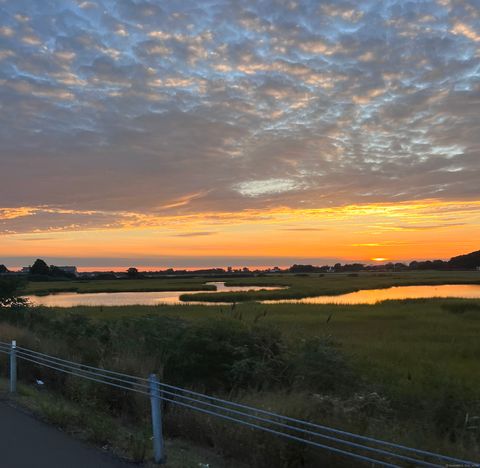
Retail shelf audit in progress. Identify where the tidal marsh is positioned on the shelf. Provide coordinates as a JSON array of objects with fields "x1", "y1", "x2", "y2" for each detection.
[{"x1": 2, "y1": 273, "x2": 480, "y2": 466}]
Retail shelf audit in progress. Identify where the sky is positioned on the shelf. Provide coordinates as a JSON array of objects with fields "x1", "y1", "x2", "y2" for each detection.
[{"x1": 0, "y1": 0, "x2": 479, "y2": 269}]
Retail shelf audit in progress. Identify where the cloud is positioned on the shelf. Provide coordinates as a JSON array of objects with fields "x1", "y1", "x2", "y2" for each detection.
[
  {"x1": 173, "y1": 231, "x2": 217, "y2": 237},
  {"x1": 392, "y1": 223, "x2": 467, "y2": 231},
  {"x1": 0, "y1": 0, "x2": 478, "y2": 235},
  {"x1": 281, "y1": 227, "x2": 326, "y2": 232},
  {"x1": 0, "y1": 207, "x2": 125, "y2": 234},
  {"x1": 15, "y1": 236, "x2": 57, "y2": 242},
  {"x1": 451, "y1": 21, "x2": 480, "y2": 42},
  {"x1": 1, "y1": 199, "x2": 477, "y2": 236},
  {"x1": 234, "y1": 179, "x2": 305, "y2": 197}
]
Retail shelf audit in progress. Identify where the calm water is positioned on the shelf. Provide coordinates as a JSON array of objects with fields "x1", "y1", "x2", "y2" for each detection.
[
  {"x1": 25, "y1": 283, "x2": 480, "y2": 307},
  {"x1": 261, "y1": 284, "x2": 480, "y2": 305},
  {"x1": 25, "y1": 282, "x2": 284, "y2": 307}
]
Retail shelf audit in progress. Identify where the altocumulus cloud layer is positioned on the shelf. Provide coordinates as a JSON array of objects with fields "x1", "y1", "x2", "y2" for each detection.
[{"x1": 0, "y1": 0, "x2": 479, "y2": 233}]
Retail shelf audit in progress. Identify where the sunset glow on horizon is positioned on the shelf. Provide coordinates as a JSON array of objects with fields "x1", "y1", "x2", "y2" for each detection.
[
  {"x1": 1, "y1": 199, "x2": 479, "y2": 269},
  {"x1": 1, "y1": 1, "x2": 479, "y2": 268}
]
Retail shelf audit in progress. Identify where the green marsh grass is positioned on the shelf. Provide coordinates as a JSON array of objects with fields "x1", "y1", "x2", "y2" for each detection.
[{"x1": 21, "y1": 277, "x2": 217, "y2": 296}]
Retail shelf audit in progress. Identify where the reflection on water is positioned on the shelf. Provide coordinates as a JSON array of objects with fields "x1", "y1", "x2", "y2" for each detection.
[
  {"x1": 25, "y1": 282, "x2": 283, "y2": 307},
  {"x1": 262, "y1": 284, "x2": 480, "y2": 305}
]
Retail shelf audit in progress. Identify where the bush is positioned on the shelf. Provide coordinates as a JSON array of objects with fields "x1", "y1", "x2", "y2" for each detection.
[
  {"x1": 0, "y1": 277, "x2": 27, "y2": 308},
  {"x1": 166, "y1": 318, "x2": 288, "y2": 392},
  {"x1": 290, "y1": 338, "x2": 356, "y2": 394}
]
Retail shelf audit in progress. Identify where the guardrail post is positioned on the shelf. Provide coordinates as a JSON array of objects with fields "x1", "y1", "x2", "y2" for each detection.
[
  {"x1": 149, "y1": 373, "x2": 165, "y2": 464},
  {"x1": 10, "y1": 340, "x2": 17, "y2": 393}
]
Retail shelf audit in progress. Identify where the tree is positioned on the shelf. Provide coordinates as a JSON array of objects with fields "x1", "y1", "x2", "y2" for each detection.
[
  {"x1": 127, "y1": 267, "x2": 139, "y2": 278},
  {"x1": 431, "y1": 260, "x2": 446, "y2": 270},
  {"x1": 30, "y1": 258, "x2": 50, "y2": 276},
  {"x1": 0, "y1": 264, "x2": 8, "y2": 274},
  {"x1": 48, "y1": 265, "x2": 76, "y2": 278},
  {"x1": 289, "y1": 264, "x2": 318, "y2": 273},
  {"x1": 449, "y1": 250, "x2": 480, "y2": 270}
]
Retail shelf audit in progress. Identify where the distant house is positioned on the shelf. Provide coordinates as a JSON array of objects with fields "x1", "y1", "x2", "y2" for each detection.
[
  {"x1": 21, "y1": 265, "x2": 79, "y2": 276},
  {"x1": 57, "y1": 266, "x2": 78, "y2": 277}
]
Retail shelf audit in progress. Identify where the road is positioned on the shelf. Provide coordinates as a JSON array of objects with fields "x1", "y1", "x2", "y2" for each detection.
[{"x1": 0, "y1": 400, "x2": 134, "y2": 467}]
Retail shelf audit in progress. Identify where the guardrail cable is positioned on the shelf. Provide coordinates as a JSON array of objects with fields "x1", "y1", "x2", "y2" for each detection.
[
  {"x1": 150, "y1": 379, "x2": 470, "y2": 466},
  {"x1": 15, "y1": 348, "x2": 149, "y2": 391},
  {"x1": 15, "y1": 353, "x2": 150, "y2": 397}
]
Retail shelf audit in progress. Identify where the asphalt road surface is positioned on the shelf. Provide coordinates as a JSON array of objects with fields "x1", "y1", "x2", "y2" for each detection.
[{"x1": 0, "y1": 400, "x2": 134, "y2": 467}]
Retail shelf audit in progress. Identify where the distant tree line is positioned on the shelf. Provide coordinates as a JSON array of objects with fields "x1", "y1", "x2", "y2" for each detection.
[
  {"x1": 1, "y1": 249, "x2": 479, "y2": 280},
  {"x1": 289, "y1": 249, "x2": 480, "y2": 273}
]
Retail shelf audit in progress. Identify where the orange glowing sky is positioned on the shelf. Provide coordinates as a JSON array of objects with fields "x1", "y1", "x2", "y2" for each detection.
[
  {"x1": 1, "y1": 200, "x2": 479, "y2": 269},
  {"x1": 0, "y1": 1, "x2": 479, "y2": 269}
]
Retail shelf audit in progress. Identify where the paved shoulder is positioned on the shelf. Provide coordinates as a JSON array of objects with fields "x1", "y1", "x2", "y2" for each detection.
[{"x1": 0, "y1": 401, "x2": 135, "y2": 468}]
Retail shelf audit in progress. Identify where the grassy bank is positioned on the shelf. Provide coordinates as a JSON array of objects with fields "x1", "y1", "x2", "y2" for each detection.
[
  {"x1": 21, "y1": 278, "x2": 217, "y2": 296},
  {"x1": 1, "y1": 297, "x2": 479, "y2": 465}
]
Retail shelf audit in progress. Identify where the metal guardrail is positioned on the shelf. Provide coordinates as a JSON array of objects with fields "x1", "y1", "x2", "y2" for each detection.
[{"x1": 0, "y1": 340, "x2": 478, "y2": 467}]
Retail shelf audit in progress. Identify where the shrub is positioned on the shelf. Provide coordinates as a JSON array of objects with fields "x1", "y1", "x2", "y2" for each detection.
[
  {"x1": 0, "y1": 277, "x2": 27, "y2": 308},
  {"x1": 290, "y1": 338, "x2": 356, "y2": 394},
  {"x1": 165, "y1": 318, "x2": 288, "y2": 392}
]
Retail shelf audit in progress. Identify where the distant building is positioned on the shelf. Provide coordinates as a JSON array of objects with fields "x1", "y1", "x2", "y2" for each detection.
[
  {"x1": 476, "y1": 266, "x2": 480, "y2": 271},
  {"x1": 20, "y1": 265, "x2": 78, "y2": 276},
  {"x1": 78, "y1": 272, "x2": 96, "y2": 279},
  {"x1": 57, "y1": 266, "x2": 78, "y2": 276}
]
